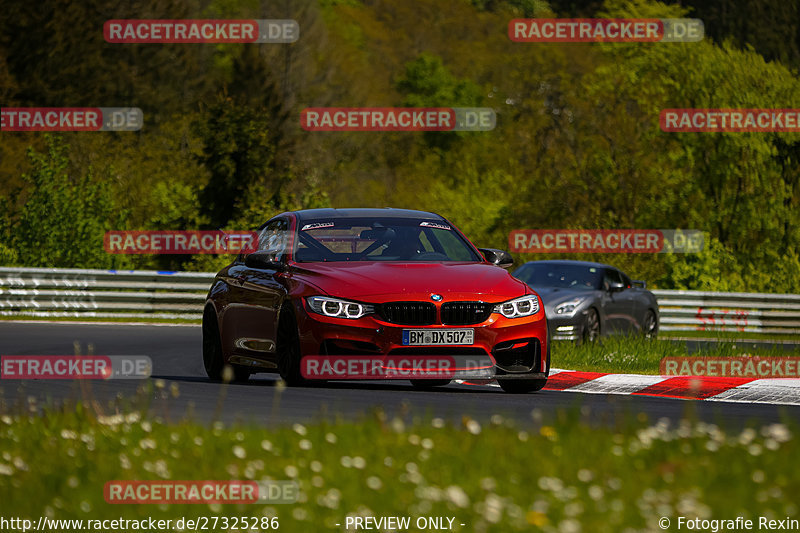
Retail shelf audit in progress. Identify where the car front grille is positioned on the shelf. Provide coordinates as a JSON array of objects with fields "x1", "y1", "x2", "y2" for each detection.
[
  {"x1": 440, "y1": 301, "x2": 493, "y2": 325},
  {"x1": 377, "y1": 302, "x2": 436, "y2": 325}
]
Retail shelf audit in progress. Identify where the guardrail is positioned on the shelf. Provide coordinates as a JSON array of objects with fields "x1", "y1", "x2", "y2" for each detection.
[
  {"x1": 653, "y1": 289, "x2": 800, "y2": 335},
  {"x1": 0, "y1": 267, "x2": 214, "y2": 320},
  {"x1": 1, "y1": 267, "x2": 799, "y2": 334}
]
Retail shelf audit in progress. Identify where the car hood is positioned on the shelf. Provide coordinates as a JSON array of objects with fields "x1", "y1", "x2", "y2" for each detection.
[
  {"x1": 292, "y1": 261, "x2": 529, "y2": 303},
  {"x1": 528, "y1": 286, "x2": 599, "y2": 309}
]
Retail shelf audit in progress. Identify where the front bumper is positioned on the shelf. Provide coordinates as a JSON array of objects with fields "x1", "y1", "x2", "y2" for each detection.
[{"x1": 295, "y1": 301, "x2": 549, "y2": 379}]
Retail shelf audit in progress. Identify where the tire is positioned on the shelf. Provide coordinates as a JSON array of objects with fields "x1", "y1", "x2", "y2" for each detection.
[
  {"x1": 642, "y1": 309, "x2": 658, "y2": 339},
  {"x1": 410, "y1": 379, "x2": 451, "y2": 389},
  {"x1": 498, "y1": 337, "x2": 551, "y2": 394},
  {"x1": 202, "y1": 307, "x2": 224, "y2": 381},
  {"x1": 276, "y1": 302, "x2": 306, "y2": 386},
  {"x1": 581, "y1": 308, "x2": 600, "y2": 343}
]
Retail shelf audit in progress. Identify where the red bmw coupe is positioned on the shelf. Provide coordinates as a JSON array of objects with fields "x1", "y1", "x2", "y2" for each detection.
[{"x1": 202, "y1": 208, "x2": 549, "y2": 393}]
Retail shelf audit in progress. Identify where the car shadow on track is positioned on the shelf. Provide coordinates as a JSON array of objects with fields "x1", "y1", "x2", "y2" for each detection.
[{"x1": 149, "y1": 374, "x2": 501, "y2": 393}]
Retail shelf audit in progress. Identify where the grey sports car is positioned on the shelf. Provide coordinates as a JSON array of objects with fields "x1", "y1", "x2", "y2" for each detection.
[{"x1": 512, "y1": 260, "x2": 659, "y2": 342}]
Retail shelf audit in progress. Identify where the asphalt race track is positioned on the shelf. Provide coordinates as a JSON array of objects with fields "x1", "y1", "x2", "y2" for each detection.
[{"x1": 2, "y1": 322, "x2": 799, "y2": 427}]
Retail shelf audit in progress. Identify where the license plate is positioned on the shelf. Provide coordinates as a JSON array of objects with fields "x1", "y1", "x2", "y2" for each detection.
[{"x1": 402, "y1": 329, "x2": 474, "y2": 346}]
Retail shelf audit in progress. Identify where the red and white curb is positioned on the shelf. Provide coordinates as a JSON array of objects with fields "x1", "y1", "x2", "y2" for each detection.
[{"x1": 460, "y1": 369, "x2": 800, "y2": 405}]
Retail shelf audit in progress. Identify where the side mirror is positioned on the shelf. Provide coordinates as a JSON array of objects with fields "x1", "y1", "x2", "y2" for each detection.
[
  {"x1": 608, "y1": 281, "x2": 625, "y2": 292},
  {"x1": 478, "y1": 248, "x2": 514, "y2": 269},
  {"x1": 245, "y1": 251, "x2": 286, "y2": 271},
  {"x1": 632, "y1": 279, "x2": 646, "y2": 288}
]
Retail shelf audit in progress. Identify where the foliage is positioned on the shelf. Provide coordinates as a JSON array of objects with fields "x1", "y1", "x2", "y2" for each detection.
[
  {"x1": 194, "y1": 95, "x2": 282, "y2": 230},
  {"x1": 0, "y1": 398, "x2": 797, "y2": 531},
  {"x1": 2, "y1": 137, "x2": 130, "y2": 269},
  {"x1": 0, "y1": 0, "x2": 799, "y2": 293}
]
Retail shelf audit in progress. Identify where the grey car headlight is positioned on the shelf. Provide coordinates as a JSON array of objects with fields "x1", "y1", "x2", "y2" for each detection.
[
  {"x1": 493, "y1": 295, "x2": 540, "y2": 319},
  {"x1": 307, "y1": 296, "x2": 374, "y2": 319},
  {"x1": 554, "y1": 298, "x2": 585, "y2": 315}
]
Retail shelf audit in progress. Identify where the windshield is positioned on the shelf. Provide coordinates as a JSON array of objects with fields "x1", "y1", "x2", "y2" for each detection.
[
  {"x1": 514, "y1": 263, "x2": 603, "y2": 290},
  {"x1": 293, "y1": 217, "x2": 481, "y2": 263}
]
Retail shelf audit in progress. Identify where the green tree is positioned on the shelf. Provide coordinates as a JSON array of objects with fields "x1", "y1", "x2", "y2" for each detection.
[
  {"x1": 195, "y1": 95, "x2": 286, "y2": 229},
  {"x1": 396, "y1": 53, "x2": 485, "y2": 149},
  {"x1": 6, "y1": 136, "x2": 129, "y2": 268}
]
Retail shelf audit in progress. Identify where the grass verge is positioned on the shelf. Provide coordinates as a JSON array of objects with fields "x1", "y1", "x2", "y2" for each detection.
[{"x1": 552, "y1": 336, "x2": 800, "y2": 375}]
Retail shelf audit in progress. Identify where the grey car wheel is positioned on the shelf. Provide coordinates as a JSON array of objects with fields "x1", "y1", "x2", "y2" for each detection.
[
  {"x1": 642, "y1": 309, "x2": 658, "y2": 338},
  {"x1": 582, "y1": 308, "x2": 600, "y2": 343}
]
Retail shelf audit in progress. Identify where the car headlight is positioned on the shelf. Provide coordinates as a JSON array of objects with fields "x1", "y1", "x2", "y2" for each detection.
[
  {"x1": 306, "y1": 296, "x2": 374, "y2": 319},
  {"x1": 493, "y1": 295, "x2": 540, "y2": 319},
  {"x1": 554, "y1": 298, "x2": 585, "y2": 315}
]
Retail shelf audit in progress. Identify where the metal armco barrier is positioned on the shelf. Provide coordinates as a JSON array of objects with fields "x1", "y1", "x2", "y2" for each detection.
[
  {"x1": 1, "y1": 267, "x2": 799, "y2": 334},
  {"x1": 0, "y1": 267, "x2": 214, "y2": 320},
  {"x1": 653, "y1": 290, "x2": 800, "y2": 335}
]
